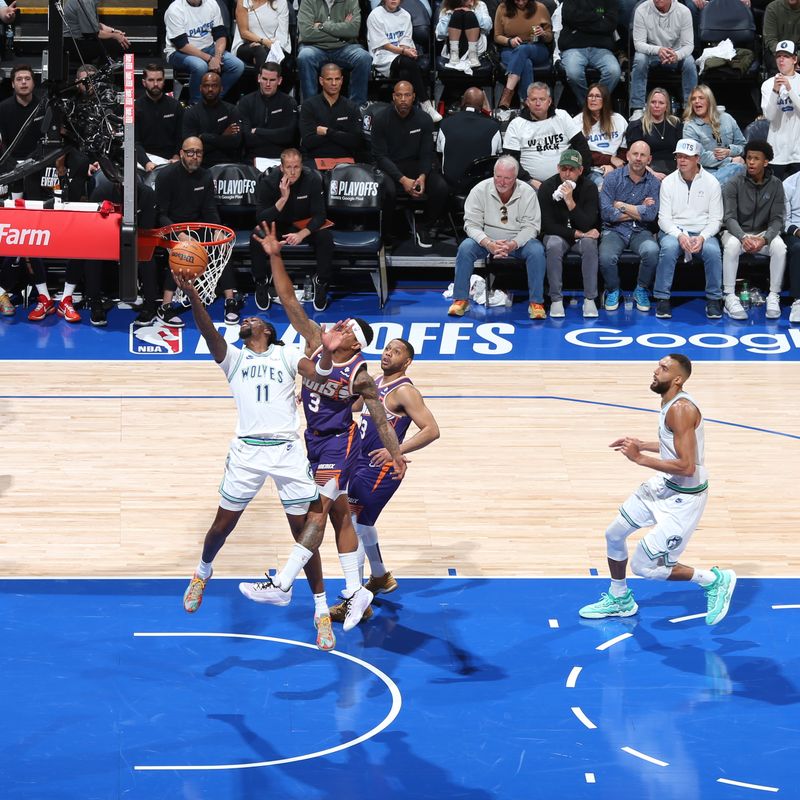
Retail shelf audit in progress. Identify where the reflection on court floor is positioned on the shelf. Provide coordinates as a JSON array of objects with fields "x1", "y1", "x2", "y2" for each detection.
[{"x1": 3, "y1": 577, "x2": 798, "y2": 799}]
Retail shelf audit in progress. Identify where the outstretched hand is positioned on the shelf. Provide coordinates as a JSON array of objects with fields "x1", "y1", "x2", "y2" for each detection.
[
  {"x1": 173, "y1": 272, "x2": 201, "y2": 302},
  {"x1": 611, "y1": 436, "x2": 643, "y2": 463},
  {"x1": 253, "y1": 221, "x2": 284, "y2": 257},
  {"x1": 321, "y1": 319, "x2": 348, "y2": 353}
]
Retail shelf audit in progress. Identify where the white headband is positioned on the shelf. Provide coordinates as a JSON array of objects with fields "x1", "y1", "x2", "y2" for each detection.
[{"x1": 349, "y1": 319, "x2": 368, "y2": 349}]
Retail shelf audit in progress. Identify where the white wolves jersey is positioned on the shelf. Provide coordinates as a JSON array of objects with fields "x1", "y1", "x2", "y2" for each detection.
[
  {"x1": 219, "y1": 342, "x2": 303, "y2": 441},
  {"x1": 659, "y1": 391, "x2": 708, "y2": 492}
]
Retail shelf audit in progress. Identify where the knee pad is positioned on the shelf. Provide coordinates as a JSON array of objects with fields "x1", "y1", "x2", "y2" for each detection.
[
  {"x1": 630, "y1": 542, "x2": 672, "y2": 580},
  {"x1": 605, "y1": 514, "x2": 635, "y2": 562}
]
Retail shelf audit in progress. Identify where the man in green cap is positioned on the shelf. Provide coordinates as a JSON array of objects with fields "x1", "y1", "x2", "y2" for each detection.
[{"x1": 538, "y1": 149, "x2": 601, "y2": 318}]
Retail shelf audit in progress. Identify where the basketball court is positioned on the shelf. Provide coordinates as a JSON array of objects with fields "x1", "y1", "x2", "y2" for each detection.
[{"x1": 3, "y1": 285, "x2": 799, "y2": 799}]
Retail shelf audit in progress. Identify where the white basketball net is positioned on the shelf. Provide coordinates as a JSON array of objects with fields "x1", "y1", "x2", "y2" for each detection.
[{"x1": 160, "y1": 225, "x2": 235, "y2": 306}]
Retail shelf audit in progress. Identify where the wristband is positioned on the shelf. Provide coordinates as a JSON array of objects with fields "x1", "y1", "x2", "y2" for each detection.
[{"x1": 315, "y1": 363, "x2": 333, "y2": 376}]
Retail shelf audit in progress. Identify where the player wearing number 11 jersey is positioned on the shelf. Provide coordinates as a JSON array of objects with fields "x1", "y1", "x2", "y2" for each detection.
[{"x1": 176, "y1": 273, "x2": 343, "y2": 651}]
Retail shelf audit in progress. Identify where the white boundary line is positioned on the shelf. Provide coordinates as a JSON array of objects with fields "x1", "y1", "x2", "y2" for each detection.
[
  {"x1": 7, "y1": 574, "x2": 800, "y2": 580},
  {"x1": 596, "y1": 632, "x2": 633, "y2": 651},
  {"x1": 621, "y1": 746, "x2": 669, "y2": 767},
  {"x1": 669, "y1": 613, "x2": 707, "y2": 623},
  {"x1": 571, "y1": 706, "x2": 597, "y2": 729},
  {"x1": 772, "y1": 604, "x2": 800, "y2": 609},
  {"x1": 717, "y1": 778, "x2": 779, "y2": 792},
  {"x1": 132, "y1": 631, "x2": 402, "y2": 771},
  {"x1": 566, "y1": 666, "x2": 582, "y2": 688}
]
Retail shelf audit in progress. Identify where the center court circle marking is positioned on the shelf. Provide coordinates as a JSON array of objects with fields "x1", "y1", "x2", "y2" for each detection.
[{"x1": 132, "y1": 631, "x2": 402, "y2": 771}]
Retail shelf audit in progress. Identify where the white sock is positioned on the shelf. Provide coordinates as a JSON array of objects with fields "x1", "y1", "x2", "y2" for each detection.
[
  {"x1": 276, "y1": 543, "x2": 314, "y2": 590},
  {"x1": 467, "y1": 41, "x2": 480, "y2": 62},
  {"x1": 62, "y1": 282, "x2": 77, "y2": 300},
  {"x1": 196, "y1": 559, "x2": 213, "y2": 579},
  {"x1": 338, "y1": 550, "x2": 362, "y2": 594},
  {"x1": 609, "y1": 579, "x2": 628, "y2": 597},
  {"x1": 36, "y1": 283, "x2": 50, "y2": 299},
  {"x1": 356, "y1": 535, "x2": 366, "y2": 583},
  {"x1": 448, "y1": 40, "x2": 460, "y2": 61},
  {"x1": 356, "y1": 523, "x2": 386, "y2": 577},
  {"x1": 313, "y1": 591, "x2": 329, "y2": 618},
  {"x1": 691, "y1": 567, "x2": 716, "y2": 587}
]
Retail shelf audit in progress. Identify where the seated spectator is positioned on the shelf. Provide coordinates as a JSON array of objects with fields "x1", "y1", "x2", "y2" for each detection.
[
  {"x1": 763, "y1": 0, "x2": 800, "y2": 73},
  {"x1": 625, "y1": 87, "x2": 683, "y2": 179},
  {"x1": 721, "y1": 140, "x2": 786, "y2": 320},
  {"x1": 135, "y1": 64, "x2": 184, "y2": 172},
  {"x1": 299, "y1": 63, "x2": 365, "y2": 164},
  {"x1": 232, "y1": 0, "x2": 291, "y2": 75},
  {"x1": 249, "y1": 148, "x2": 335, "y2": 311},
  {"x1": 371, "y1": 80, "x2": 449, "y2": 247},
  {"x1": 155, "y1": 136, "x2": 240, "y2": 325},
  {"x1": 538, "y1": 149, "x2": 602, "y2": 317},
  {"x1": 182, "y1": 72, "x2": 243, "y2": 167},
  {"x1": 503, "y1": 81, "x2": 592, "y2": 189},
  {"x1": 436, "y1": 87, "x2": 502, "y2": 189},
  {"x1": 296, "y1": 0, "x2": 372, "y2": 106},
  {"x1": 630, "y1": 0, "x2": 695, "y2": 119},
  {"x1": 447, "y1": 155, "x2": 547, "y2": 318},
  {"x1": 654, "y1": 138, "x2": 723, "y2": 319},
  {"x1": 575, "y1": 82, "x2": 628, "y2": 187},
  {"x1": 782, "y1": 166, "x2": 800, "y2": 323},
  {"x1": 493, "y1": 0, "x2": 553, "y2": 110},
  {"x1": 436, "y1": 0, "x2": 492, "y2": 69},
  {"x1": 558, "y1": 0, "x2": 621, "y2": 106},
  {"x1": 164, "y1": 0, "x2": 245, "y2": 105},
  {"x1": 598, "y1": 140, "x2": 661, "y2": 312},
  {"x1": 761, "y1": 40, "x2": 800, "y2": 180},
  {"x1": 238, "y1": 62, "x2": 299, "y2": 164},
  {"x1": 62, "y1": 0, "x2": 130, "y2": 66},
  {"x1": 367, "y1": 0, "x2": 441, "y2": 122},
  {"x1": 683, "y1": 84, "x2": 746, "y2": 186}
]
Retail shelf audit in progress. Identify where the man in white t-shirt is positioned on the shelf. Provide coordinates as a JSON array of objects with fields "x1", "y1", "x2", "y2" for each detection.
[
  {"x1": 503, "y1": 81, "x2": 592, "y2": 189},
  {"x1": 761, "y1": 39, "x2": 800, "y2": 180},
  {"x1": 176, "y1": 273, "x2": 344, "y2": 652},
  {"x1": 164, "y1": 0, "x2": 245, "y2": 104}
]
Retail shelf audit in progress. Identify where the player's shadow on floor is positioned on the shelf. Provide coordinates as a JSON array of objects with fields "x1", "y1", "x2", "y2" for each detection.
[{"x1": 209, "y1": 715, "x2": 496, "y2": 800}]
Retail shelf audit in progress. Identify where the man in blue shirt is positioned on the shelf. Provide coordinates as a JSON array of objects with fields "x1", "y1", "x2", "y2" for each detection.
[{"x1": 598, "y1": 140, "x2": 661, "y2": 311}]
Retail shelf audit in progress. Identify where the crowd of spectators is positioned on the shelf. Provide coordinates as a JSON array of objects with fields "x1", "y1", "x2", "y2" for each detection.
[{"x1": 1, "y1": 0, "x2": 800, "y2": 325}]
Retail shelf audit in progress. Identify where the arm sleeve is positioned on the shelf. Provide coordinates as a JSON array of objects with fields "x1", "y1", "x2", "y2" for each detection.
[
  {"x1": 728, "y1": 117, "x2": 747, "y2": 158},
  {"x1": 255, "y1": 174, "x2": 281, "y2": 224},
  {"x1": 370, "y1": 114, "x2": 403, "y2": 180},
  {"x1": 571, "y1": 182, "x2": 600, "y2": 231},
  {"x1": 321, "y1": 0, "x2": 361, "y2": 38},
  {"x1": 699, "y1": 178, "x2": 723, "y2": 240},
  {"x1": 722, "y1": 181, "x2": 746, "y2": 240},
  {"x1": 298, "y1": 102, "x2": 325, "y2": 150},
  {"x1": 513, "y1": 191, "x2": 540, "y2": 245},
  {"x1": 201, "y1": 175, "x2": 222, "y2": 225},
  {"x1": 765, "y1": 182, "x2": 785, "y2": 243},
  {"x1": 674, "y1": 8, "x2": 694, "y2": 61},
  {"x1": 463, "y1": 187, "x2": 489, "y2": 243},
  {"x1": 658, "y1": 180, "x2": 680, "y2": 237},
  {"x1": 476, "y1": 2, "x2": 492, "y2": 33},
  {"x1": 632, "y1": 8, "x2": 659, "y2": 56},
  {"x1": 600, "y1": 172, "x2": 624, "y2": 224},
  {"x1": 306, "y1": 173, "x2": 327, "y2": 230}
]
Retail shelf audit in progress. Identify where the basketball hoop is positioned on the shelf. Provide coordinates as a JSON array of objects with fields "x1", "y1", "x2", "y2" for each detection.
[{"x1": 138, "y1": 222, "x2": 235, "y2": 306}]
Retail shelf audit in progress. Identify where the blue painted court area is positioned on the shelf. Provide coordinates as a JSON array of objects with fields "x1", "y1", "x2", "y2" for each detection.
[
  {"x1": 4, "y1": 577, "x2": 799, "y2": 799},
  {"x1": 1, "y1": 288, "x2": 799, "y2": 362}
]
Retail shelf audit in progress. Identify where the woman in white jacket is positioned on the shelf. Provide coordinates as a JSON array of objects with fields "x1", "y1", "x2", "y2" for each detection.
[
  {"x1": 368, "y1": 0, "x2": 441, "y2": 121},
  {"x1": 436, "y1": 0, "x2": 492, "y2": 69}
]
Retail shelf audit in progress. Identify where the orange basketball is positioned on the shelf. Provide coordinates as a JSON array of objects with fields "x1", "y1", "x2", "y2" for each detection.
[{"x1": 169, "y1": 240, "x2": 208, "y2": 278}]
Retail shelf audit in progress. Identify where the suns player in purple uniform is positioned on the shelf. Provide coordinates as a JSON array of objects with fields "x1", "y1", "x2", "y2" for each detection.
[
  {"x1": 175, "y1": 274, "x2": 347, "y2": 650},
  {"x1": 329, "y1": 337, "x2": 439, "y2": 623},
  {"x1": 240, "y1": 223, "x2": 407, "y2": 631}
]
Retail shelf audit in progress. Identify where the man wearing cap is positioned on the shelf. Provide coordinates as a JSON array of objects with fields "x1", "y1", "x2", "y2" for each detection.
[
  {"x1": 763, "y1": 0, "x2": 800, "y2": 73},
  {"x1": 654, "y1": 137, "x2": 723, "y2": 319},
  {"x1": 761, "y1": 39, "x2": 800, "y2": 180},
  {"x1": 447, "y1": 155, "x2": 547, "y2": 319},
  {"x1": 538, "y1": 149, "x2": 602, "y2": 318}
]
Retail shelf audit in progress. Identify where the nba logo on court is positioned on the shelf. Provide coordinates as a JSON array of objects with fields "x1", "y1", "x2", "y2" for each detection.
[{"x1": 129, "y1": 322, "x2": 183, "y2": 355}]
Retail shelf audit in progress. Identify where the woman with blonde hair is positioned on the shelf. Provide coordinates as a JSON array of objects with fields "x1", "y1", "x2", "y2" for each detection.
[
  {"x1": 625, "y1": 87, "x2": 682, "y2": 179},
  {"x1": 232, "y1": 0, "x2": 291, "y2": 74},
  {"x1": 683, "y1": 84, "x2": 746, "y2": 186},
  {"x1": 575, "y1": 82, "x2": 628, "y2": 186}
]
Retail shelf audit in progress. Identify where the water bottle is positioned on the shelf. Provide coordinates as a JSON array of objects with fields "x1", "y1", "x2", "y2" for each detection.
[
  {"x1": 624, "y1": 293, "x2": 633, "y2": 312},
  {"x1": 302, "y1": 274, "x2": 313, "y2": 301},
  {"x1": 739, "y1": 280, "x2": 750, "y2": 309},
  {"x1": 530, "y1": 25, "x2": 539, "y2": 43}
]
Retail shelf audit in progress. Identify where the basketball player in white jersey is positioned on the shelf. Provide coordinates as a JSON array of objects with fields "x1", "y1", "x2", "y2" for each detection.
[
  {"x1": 176, "y1": 274, "x2": 345, "y2": 651},
  {"x1": 579, "y1": 353, "x2": 737, "y2": 626}
]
